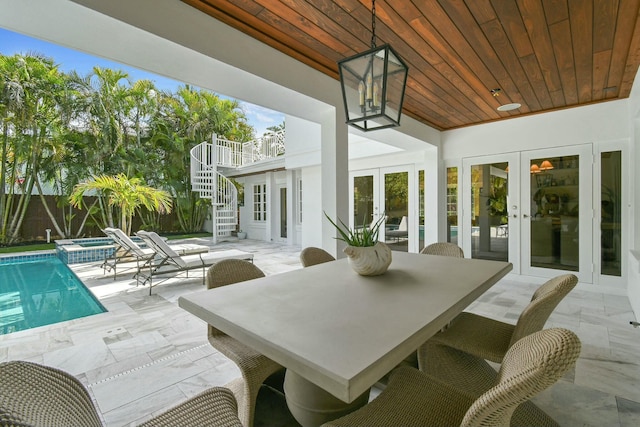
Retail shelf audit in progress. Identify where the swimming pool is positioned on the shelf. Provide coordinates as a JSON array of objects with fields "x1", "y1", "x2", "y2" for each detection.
[{"x1": 0, "y1": 256, "x2": 106, "y2": 335}]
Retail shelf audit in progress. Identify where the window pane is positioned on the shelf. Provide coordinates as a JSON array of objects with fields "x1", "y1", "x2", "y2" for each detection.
[
  {"x1": 470, "y1": 163, "x2": 508, "y2": 261},
  {"x1": 447, "y1": 167, "x2": 458, "y2": 245},
  {"x1": 353, "y1": 176, "x2": 374, "y2": 227},
  {"x1": 601, "y1": 151, "x2": 621, "y2": 276},
  {"x1": 530, "y1": 156, "x2": 578, "y2": 271}
]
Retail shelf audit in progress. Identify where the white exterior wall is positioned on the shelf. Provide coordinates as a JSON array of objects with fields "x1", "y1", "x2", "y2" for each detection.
[
  {"x1": 284, "y1": 115, "x2": 322, "y2": 169},
  {"x1": 441, "y1": 100, "x2": 630, "y2": 160},
  {"x1": 300, "y1": 166, "x2": 324, "y2": 252}
]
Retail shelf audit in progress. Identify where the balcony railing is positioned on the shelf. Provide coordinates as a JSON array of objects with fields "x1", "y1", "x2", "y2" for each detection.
[{"x1": 215, "y1": 131, "x2": 285, "y2": 168}]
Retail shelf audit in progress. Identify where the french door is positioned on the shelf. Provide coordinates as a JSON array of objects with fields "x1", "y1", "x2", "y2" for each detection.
[
  {"x1": 462, "y1": 153, "x2": 519, "y2": 270},
  {"x1": 273, "y1": 185, "x2": 287, "y2": 243},
  {"x1": 520, "y1": 145, "x2": 593, "y2": 282},
  {"x1": 462, "y1": 145, "x2": 594, "y2": 282},
  {"x1": 349, "y1": 166, "x2": 417, "y2": 252}
]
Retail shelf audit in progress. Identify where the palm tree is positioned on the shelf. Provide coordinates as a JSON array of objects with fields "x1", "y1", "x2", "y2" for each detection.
[
  {"x1": 0, "y1": 53, "x2": 64, "y2": 243},
  {"x1": 148, "y1": 85, "x2": 253, "y2": 233},
  {"x1": 69, "y1": 174, "x2": 173, "y2": 235}
]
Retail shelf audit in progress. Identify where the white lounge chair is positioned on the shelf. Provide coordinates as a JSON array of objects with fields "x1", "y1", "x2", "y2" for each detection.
[
  {"x1": 102, "y1": 228, "x2": 209, "y2": 280},
  {"x1": 386, "y1": 215, "x2": 408, "y2": 241},
  {"x1": 135, "y1": 230, "x2": 254, "y2": 294}
]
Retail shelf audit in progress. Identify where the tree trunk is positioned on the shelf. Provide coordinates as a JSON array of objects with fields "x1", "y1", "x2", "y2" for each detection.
[{"x1": 34, "y1": 177, "x2": 67, "y2": 237}]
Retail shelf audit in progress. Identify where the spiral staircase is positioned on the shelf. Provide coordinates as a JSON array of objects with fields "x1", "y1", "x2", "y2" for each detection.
[{"x1": 190, "y1": 132, "x2": 285, "y2": 243}]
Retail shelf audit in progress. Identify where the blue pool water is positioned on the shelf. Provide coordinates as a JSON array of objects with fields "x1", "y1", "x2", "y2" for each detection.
[{"x1": 0, "y1": 257, "x2": 106, "y2": 335}]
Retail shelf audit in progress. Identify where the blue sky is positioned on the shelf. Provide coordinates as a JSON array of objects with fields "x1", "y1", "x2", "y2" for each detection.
[{"x1": 0, "y1": 28, "x2": 284, "y2": 136}]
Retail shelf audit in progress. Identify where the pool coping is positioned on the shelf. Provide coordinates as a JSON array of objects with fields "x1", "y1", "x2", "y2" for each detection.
[{"x1": 0, "y1": 250, "x2": 56, "y2": 264}]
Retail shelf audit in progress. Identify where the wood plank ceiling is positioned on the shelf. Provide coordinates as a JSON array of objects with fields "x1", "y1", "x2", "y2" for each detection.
[{"x1": 182, "y1": 0, "x2": 640, "y2": 131}]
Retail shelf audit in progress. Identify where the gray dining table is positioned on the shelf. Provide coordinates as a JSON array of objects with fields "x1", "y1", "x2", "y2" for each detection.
[{"x1": 179, "y1": 251, "x2": 512, "y2": 426}]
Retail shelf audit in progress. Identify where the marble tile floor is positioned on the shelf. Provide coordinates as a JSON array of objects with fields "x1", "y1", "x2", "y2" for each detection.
[{"x1": 0, "y1": 238, "x2": 639, "y2": 426}]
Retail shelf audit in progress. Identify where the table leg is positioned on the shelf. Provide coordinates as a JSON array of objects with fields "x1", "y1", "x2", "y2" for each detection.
[{"x1": 283, "y1": 370, "x2": 370, "y2": 427}]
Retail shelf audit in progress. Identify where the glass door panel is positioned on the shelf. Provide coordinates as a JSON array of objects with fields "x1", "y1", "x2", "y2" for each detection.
[
  {"x1": 447, "y1": 167, "x2": 458, "y2": 246},
  {"x1": 528, "y1": 155, "x2": 579, "y2": 271},
  {"x1": 279, "y1": 187, "x2": 287, "y2": 238},
  {"x1": 601, "y1": 151, "x2": 622, "y2": 276},
  {"x1": 353, "y1": 174, "x2": 376, "y2": 229},
  {"x1": 521, "y1": 145, "x2": 592, "y2": 282},
  {"x1": 462, "y1": 153, "x2": 519, "y2": 271},
  {"x1": 469, "y1": 162, "x2": 509, "y2": 262},
  {"x1": 383, "y1": 171, "x2": 409, "y2": 250}
]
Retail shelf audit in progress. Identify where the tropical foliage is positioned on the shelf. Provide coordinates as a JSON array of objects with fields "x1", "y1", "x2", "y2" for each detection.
[
  {"x1": 0, "y1": 52, "x2": 255, "y2": 243},
  {"x1": 69, "y1": 174, "x2": 173, "y2": 235}
]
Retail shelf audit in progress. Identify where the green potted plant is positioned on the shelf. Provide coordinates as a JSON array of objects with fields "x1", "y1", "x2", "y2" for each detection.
[{"x1": 324, "y1": 212, "x2": 392, "y2": 275}]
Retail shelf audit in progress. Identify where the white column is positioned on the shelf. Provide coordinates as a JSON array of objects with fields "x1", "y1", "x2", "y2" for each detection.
[{"x1": 320, "y1": 107, "x2": 349, "y2": 259}]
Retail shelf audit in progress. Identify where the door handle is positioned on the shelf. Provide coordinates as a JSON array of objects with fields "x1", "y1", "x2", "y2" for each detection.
[{"x1": 523, "y1": 214, "x2": 529, "y2": 218}]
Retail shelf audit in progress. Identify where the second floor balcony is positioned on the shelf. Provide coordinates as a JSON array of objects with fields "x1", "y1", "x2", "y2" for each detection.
[{"x1": 214, "y1": 131, "x2": 285, "y2": 168}]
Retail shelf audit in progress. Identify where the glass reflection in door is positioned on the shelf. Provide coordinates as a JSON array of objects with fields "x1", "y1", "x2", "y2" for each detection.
[
  {"x1": 383, "y1": 171, "x2": 409, "y2": 249},
  {"x1": 470, "y1": 162, "x2": 509, "y2": 261},
  {"x1": 447, "y1": 167, "x2": 458, "y2": 245},
  {"x1": 601, "y1": 151, "x2": 622, "y2": 276},
  {"x1": 353, "y1": 175, "x2": 374, "y2": 229},
  {"x1": 529, "y1": 156, "x2": 579, "y2": 271}
]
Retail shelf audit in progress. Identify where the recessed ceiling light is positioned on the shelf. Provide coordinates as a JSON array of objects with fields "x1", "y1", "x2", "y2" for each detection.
[{"x1": 497, "y1": 103, "x2": 521, "y2": 112}]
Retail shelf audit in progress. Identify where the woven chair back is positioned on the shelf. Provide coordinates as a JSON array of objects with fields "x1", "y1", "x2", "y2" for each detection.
[
  {"x1": 461, "y1": 328, "x2": 581, "y2": 426},
  {"x1": 300, "y1": 247, "x2": 336, "y2": 267},
  {"x1": 206, "y1": 259, "x2": 265, "y2": 338},
  {"x1": 0, "y1": 361, "x2": 103, "y2": 427},
  {"x1": 420, "y1": 242, "x2": 465, "y2": 257},
  {"x1": 509, "y1": 274, "x2": 577, "y2": 347}
]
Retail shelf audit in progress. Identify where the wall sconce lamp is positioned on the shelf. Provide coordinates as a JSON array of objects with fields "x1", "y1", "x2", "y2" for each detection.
[{"x1": 539, "y1": 160, "x2": 554, "y2": 171}]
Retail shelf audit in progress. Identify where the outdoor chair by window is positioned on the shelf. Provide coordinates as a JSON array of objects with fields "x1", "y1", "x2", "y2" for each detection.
[
  {"x1": 0, "y1": 360, "x2": 243, "y2": 427},
  {"x1": 418, "y1": 273, "x2": 577, "y2": 369},
  {"x1": 323, "y1": 328, "x2": 581, "y2": 427},
  {"x1": 135, "y1": 230, "x2": 253, "y2": 294},
  {"x1": 206, "y1": 259, "x2": 284, "y2": 427},
  {"x1": 102, "y1": 227, "x2": 208, "y2": 280},
  {"x1": 385, "y1": 216, "x2": 408, "y2": 241},
  {"x1": 300, "y1": 247, "x2": 335, "y2": 267},
  {"x1": 420, "y1": 242, "x2": 465, "y2": 257}
]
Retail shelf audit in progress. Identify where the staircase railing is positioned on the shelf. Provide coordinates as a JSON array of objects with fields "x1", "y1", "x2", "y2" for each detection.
[
  {"x1": 190, "y1": 137, "x2": 237, "y2": 243},
  {"x1": 190, "y1": 131, "x2": 285, "y2": 242}
]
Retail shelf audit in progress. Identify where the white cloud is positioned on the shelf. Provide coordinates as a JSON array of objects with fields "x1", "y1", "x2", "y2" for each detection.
[{"x1": 241, "y1": 102, "x2": 285, "y2": 135}]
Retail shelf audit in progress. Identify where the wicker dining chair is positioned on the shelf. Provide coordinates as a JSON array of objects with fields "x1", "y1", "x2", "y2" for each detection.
[
  {"x1": 420, "y1": 242, "x2": 465, "y2": 257},
  {"x1": 418, "y1": 273, "x2": 578, "y2": 369},
  {"x1": 206, "y1": 259, "x2": 284, "y2": 427},
  {"x1": 323, "y1": 328, "x2": 581, "y2": 427},
  {"x1": 300, "y1": 247, "x2": 336, "y2": 267},
  {"x1": 416, "y1": 337, "x2": 561, "y2": 426},
  {"x1": 0, "y1": 360, "x2": 243, "y2": 427}
]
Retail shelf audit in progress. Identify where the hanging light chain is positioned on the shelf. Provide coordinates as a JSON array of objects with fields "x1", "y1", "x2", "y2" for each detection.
[{"x1": 371, "y1": 0, "x2": 377, "y2": 48}]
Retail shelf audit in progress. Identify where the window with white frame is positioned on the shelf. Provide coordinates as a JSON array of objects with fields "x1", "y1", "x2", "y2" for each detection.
[
  {"x1": 298, "y1": 179, "x2": 303, "y2": 223},
  {"x1": 253, "y1": 184, "x2": 267, "y2": 221}
]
